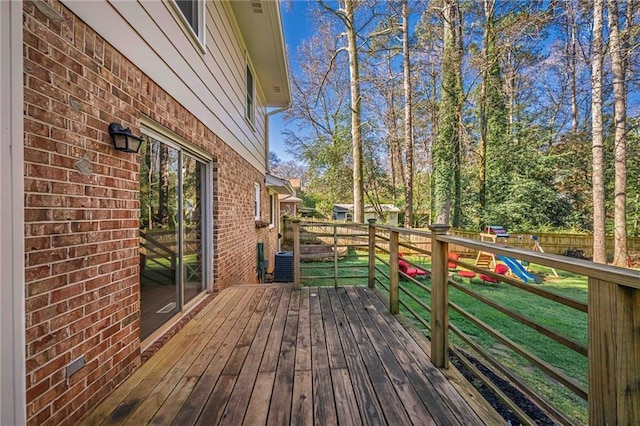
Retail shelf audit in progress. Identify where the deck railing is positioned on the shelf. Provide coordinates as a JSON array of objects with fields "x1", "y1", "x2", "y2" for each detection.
[{"x1": 288, "y1": 219, "x2": 640, "y2": 425}]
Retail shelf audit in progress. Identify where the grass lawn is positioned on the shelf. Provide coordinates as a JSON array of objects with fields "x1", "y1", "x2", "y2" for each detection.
[
  {"x1": 300, "y1": 250, "x2": 370, "y2": 286},
  {"x1": 301, "y1": 251, "x2": 589, "y2": 424}
]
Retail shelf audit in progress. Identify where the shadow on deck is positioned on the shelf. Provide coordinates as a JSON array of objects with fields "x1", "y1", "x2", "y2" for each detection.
[{"x1": 82, "y1": 284, "x2": 504, "y2": 425}]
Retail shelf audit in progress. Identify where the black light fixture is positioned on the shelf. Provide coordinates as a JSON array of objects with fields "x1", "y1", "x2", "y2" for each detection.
[{"x1": 108, "y1": 122, "x2": 143, "y2": 153}]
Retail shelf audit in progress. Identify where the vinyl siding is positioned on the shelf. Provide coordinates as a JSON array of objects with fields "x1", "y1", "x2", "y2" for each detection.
[{"x1": 63, "y1": 0, "x2": 268, "y2": 172}]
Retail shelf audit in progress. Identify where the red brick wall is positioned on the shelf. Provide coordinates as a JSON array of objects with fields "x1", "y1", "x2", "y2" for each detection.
[{"x1": 23, "y1": 1, "x2": 270, "y2": 424}]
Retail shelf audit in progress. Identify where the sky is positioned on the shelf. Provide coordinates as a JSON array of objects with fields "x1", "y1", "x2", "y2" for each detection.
[{"x1": 268, "y1": 1, "x2": 314, "y2": 164}]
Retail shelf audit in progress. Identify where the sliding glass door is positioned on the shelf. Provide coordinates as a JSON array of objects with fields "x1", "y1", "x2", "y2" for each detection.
[
  {"x1": 182, "y1": 153, "x2": 204, "y2": 305},
  {"x1": 139, "y1": 134, "x2": 207, "y2": 340}
]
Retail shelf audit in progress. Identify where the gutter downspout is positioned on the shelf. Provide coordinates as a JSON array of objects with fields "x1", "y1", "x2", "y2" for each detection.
[
  {"x1": 265, "y1": 103, "x2": 291, "y2": 254},
  {"x1": 265, "y1": 103, "x2": 291, "y2": 173}
]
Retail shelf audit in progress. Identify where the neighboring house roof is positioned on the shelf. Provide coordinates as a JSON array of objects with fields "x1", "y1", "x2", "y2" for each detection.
[
  {"x1": 279, "y1": 195, "x2": 303, "y2": 204},
  {"x1": 370, "y1": 204, "x2": 401, "y2": 213},
  {"x1": 229, "y1": 1, "x2": 290, "y2": 107},
  {"x1": 333, "y1": 204, "x2": 353, "y2": 212},
  {"x1": 332, "y1": 204, "x2": 401, "y2": 213},
  {"x1": 266, "y1": 173, "x2": 293, "y2": 195},
  {"x1": 289, "y1": 178, "x2": 301, "y2": 190}
]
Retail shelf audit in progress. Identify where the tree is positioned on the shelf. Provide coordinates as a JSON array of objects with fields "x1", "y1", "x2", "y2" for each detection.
[
  {"x1": 433, "y1": 0, "x2": 462, "y2": 224},
  {"x1": 282, "y1": 19, "x2": 353, "y2": 207},
  {"x1": 271, "y1": 160, "x2": 308, "y2": 185},
  {"x1": 402, "y1": 0, "x2": 414, "y2": 227},
  {"x1": 158, "y1": 143, "x2": 170, "y2": 227},
  {"x1": 591, "y1": 0, "x2": 606, "y2": 263},
  {"x1": 269, "y1": 151, "x2": 282, "y2": 169},
  {"x1": 607, "y1": 0, "x2": 628, "y2": 266},
  {"x1": 319, "y1": 0, "x2": 365, "y2": 223}
]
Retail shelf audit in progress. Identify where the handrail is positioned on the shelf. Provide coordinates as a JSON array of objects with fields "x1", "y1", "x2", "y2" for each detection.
[
  {"x1": 288, "y1": 219, "x2": 640, "y2": 424},
  {"x1": 292, "y1": 220, "x2": 368, "y2": 288},
  {"x1": 449, "y1": 280, "x2": 588, "y2": 356},
  {"x1": 140, "y1": 230, "x2": 176, "y2": 258},
  {"x1": 139, "y1": 230, "x2": 177, "y2": 285}
]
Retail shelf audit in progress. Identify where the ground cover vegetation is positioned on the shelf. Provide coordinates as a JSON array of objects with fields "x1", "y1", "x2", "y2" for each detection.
[{"x1": 272, "y1": 0, "x2": 640, "y2": 267}]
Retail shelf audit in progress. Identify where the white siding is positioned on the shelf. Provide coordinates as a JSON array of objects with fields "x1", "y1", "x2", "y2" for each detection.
[{"x1": 63, "y1": 0, "x2": 269, "y2": 172}]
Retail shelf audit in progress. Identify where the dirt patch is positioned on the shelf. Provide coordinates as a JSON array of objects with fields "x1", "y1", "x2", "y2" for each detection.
[
  {"x1": 300, "y1": 245, "x2": 348, "y2": 261},
  {"x1": 451, "y1": 350, "x2": 556, "y2": 425}
]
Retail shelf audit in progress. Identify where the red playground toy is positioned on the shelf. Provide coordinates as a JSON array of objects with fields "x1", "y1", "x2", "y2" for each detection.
[
  {"x1": 398, "y1": 253, "x2": 427, "y2": 279},
  {"x1": 479, "y1": 263, "x2": 509, "y2": 284}
]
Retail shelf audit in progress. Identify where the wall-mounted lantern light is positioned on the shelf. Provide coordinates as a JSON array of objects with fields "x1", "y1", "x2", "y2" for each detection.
[{"x1": 108, "y1": 122, "x2": 143, "y2": 153}]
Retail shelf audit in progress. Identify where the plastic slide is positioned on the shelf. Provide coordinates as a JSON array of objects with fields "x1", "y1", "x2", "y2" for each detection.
[{"x1": 497, "y1": 254, "x2": 536, "y2": 284}]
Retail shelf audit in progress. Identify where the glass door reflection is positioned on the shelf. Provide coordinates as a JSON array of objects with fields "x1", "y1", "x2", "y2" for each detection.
[
  {"x1": 139, "y1": 136, "x2": 207, "y2": 340},
  {"x1": 139, "y1": 137, "x2": 180, "y2": 340},
  {"x1": 182, "y1": 154, "x2": 204, "y2": 305}
]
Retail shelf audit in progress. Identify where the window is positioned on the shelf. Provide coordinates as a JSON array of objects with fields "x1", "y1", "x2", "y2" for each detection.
[
  {"x1": 269, "y1": 192, "x2": 275, "y2": 226},
  {"x1": 174, "y1": 0, "x2": 205, "y2": 47},
  {"x1": 254, "y1": 183, "x2": 261, "y2": 220},
  {"x1": 246, "y1": 66, "x2": 254, "y2": 123}
]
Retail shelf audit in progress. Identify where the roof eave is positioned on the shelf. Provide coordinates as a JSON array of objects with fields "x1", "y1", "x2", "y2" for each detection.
[{"x1": 229, "y1": 0, "x2": 291, "y2": 107}]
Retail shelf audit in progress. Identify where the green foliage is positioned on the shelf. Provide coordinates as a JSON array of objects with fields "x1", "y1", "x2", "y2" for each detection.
[
  {"x1": 432, "y1": 3, "x2": 462, "y2": 225},
  {"x1": 627, "y1": 123, "x2": 640, "y2": 236},
  {"x1": 301, "y1": 123, "x2": 354, "y2": 212},
  {"x1": 280, "y1": 0, "x2": 639, "y2": 237}
]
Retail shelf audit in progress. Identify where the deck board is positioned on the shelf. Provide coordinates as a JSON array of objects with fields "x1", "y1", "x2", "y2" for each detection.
[{"x1": 83, "y1": 284, "x2": 505, "y2": 426}]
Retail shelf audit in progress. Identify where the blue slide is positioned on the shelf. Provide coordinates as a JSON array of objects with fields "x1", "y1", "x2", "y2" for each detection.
[{"x1": 497, "y1": 254, "x2": 536, "y2": 284}]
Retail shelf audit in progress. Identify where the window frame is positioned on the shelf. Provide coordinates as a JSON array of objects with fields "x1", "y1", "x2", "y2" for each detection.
[
  {"x1": 254, "y1": 182, "x2": 261, "y2": 220},
  {"x1": 269, "y1": 191, "x2": 276, "y2": 227},
  {"x1": 172, "y1": 0, "x2": 206, "y2": 51},
  {"x1": 246, "y1": 65, "x2": 255, "y2": 125}
]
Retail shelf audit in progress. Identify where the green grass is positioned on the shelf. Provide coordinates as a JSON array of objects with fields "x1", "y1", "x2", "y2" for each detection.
[
  {"x1": 301, "y1": 251, "x2": 589, "y2": 424},
  {"x1": 300, "y1": 250, "x2": 370, "y2": 286}
]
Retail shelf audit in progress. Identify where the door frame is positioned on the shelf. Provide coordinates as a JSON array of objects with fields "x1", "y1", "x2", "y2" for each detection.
[
  {"x1": 1, "y1": 1, "x2": 26, "y2": 423},
  {"x1": 140, "y1": 123, "x2": 214, "y2": 308}
]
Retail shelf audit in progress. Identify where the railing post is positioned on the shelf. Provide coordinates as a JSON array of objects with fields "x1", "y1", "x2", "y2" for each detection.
[
  {"x1": 588, "y1": 278, "x2": 640, "y2": 425},
  {"x1": 429, "y1": 223, "x2": 451, "y2": 369},
  {"x1": 389, "y1": 229, "x2": 399, "y2": 315},
  {"x1": 368, "y1": 218, "x2": 377, "y2": 289},
  {"x1": 333, "y1": 225, "x2": 338, "y2": 289},
  {"x1": 292, "y1": 218, "x2": 300, "y2": 289}
]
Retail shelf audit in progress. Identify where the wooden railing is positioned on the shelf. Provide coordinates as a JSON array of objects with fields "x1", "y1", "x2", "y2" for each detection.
[
  {"x1": 290, "y1": 219, "x2": 369, "y2": 288},
  {"x1": 140, "y1": 230, "x2": 177, "y2": 285},
  {"x1": 288, "y1": 219, "x2": 640, "y2": 425}
]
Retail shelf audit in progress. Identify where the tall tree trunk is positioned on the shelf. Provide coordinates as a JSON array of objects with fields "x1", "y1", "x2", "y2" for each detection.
[
  {"x1": 345, "y1": 0, "x2": 364, "y2": 223},
  {"x1": 566, "y1": 0, "x2": 579, "y2": 133},
  {"x1": 591, "y1": 0, "x2": 606, "y2": 263},
  {"x1": 607, "y1": 0, "x2": 628, "y2": 266},
  {"x1": 433, "y1": 0, "x2": 461, "y2": 224},
  {"x1": 387, "y1": 83, "x2": 404, "y2": 198},
  {"x1": 452, "y1": 6, "x2": 464, "y2": 228},
  {"x1": 158, "y1": 143, "x2": 170, "y2": 227},
  {"x1": 505, "y1": 50, "x2": 515, "y2": 133},
  {"x1": 478, "y1": 0, "x2": 492, "y2": 220},
  {"x1": 402, "y1": 0, "x2": 414, "y2": 227},
  {"x1": 479, "y1": 0, "x2": 507, "y2": 228}
]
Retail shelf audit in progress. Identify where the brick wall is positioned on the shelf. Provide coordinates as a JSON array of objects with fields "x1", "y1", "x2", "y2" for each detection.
[{"x1": 23, "y1": 1, "x2": 270, "y2": 424}]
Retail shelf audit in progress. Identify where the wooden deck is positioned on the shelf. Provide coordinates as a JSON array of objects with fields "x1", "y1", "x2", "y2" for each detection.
[{"x1": 82, "y1": 284, "x2": 504, "y2": 425}]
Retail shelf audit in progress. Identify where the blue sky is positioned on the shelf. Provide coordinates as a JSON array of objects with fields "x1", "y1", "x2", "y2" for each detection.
[{"x1": 269, "y1": 1, "x2": 314, "y2": 163}]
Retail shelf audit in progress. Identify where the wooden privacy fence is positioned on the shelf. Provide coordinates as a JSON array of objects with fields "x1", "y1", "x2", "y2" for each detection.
[
  {"x1": 287, "y1": 219, "x2": 640, "y2": 425},
  {"x1": 367, "y1": 228, "x2": 640, "y2": 259},
  {"x1": 443, "y1": 229, "x2": 640, "y2": 259}
]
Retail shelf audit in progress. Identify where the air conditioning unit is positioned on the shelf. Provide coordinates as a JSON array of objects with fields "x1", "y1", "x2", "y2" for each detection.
[{"x1": 274, "y1": 251, "x2": 293, "y2": 282}]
